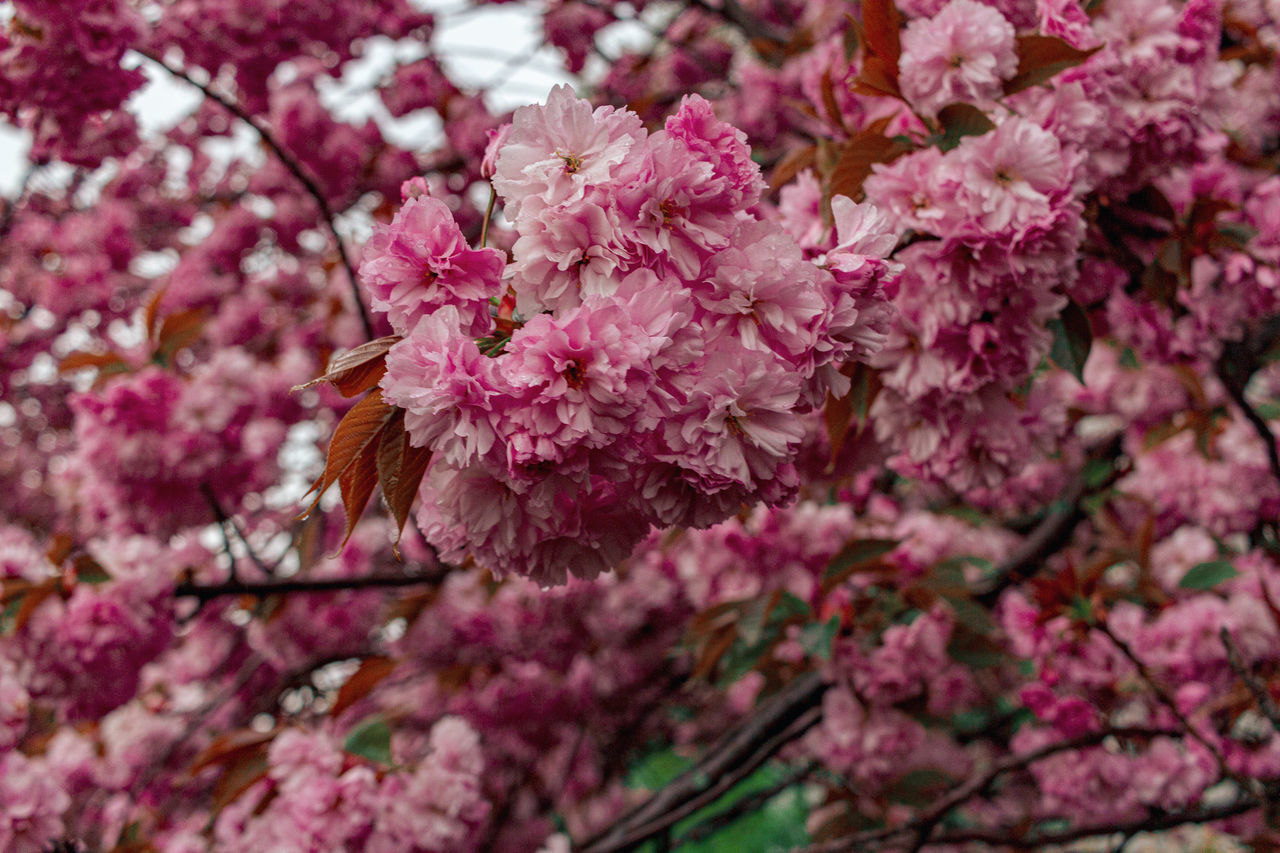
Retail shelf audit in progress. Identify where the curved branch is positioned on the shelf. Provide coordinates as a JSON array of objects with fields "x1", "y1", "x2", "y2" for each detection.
[
  {"x1": 974, "y1": 435, "x2": 1124, "y2": 606},
  {"x1": 1218, "y1": 324, "x2": 1280, "y2": 487},
  {"x1": 928, "y1": 796, "x2": 1260, "y2": 849},
  {"x1": 577, "y1": 670, "x2": 828, "y2": 853},
  {"x1": 802, "y1": 727, "x2": 1180, "y2": 852},
  {"x1": 135, "y1": 49, "x2": 375, "y2": 341}
]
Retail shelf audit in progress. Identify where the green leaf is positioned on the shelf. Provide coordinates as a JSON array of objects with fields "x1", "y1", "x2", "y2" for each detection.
[
  {"x1": 798, "y1": 615, "x2": 841, "y2": 661},
  {"x1": 1047, "y1": 300, "x2": 1092, "y2": 382},
  {"x1": 1068, "y1": 596, "x2": 1095, "y2": 623},
  {"x1": 822, "y1": 538, "x2": 898, "y2": 586},
  {"x1": 1178, "y1": 560, "x2": 1239, "y2": 590},
  {"x1": 772, "y1": 592, "x2": 812, "y2": 622},
  {"x1": 343, "y1": 716, "x2": 393, "y2": 766},
  {"x1": 718, "y1": 593, "x2": 812, "y2": 684},
  {"x1": 933, "y1": 103, "x2": 996, "y2": 151},
  {"x1": 1082, "y1": 458, "x2": 1114, "y2": 489},
  {"x1": 669, "y1": 764, "x2": 810, "y2": 852},
  {"x1": 628, "y1": 747, "x2": 695, "y2": 790}
]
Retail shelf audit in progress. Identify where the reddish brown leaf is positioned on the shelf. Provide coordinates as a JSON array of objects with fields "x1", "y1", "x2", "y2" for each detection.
[
  {"x1": 819, "y1": 69, "x2": 848, "y2": 132},
  {"x1": 375, "y1": 412, "x2": 433, "y2": 556},
  {"x1": 337, "y1": 425, "x2": 383, "y2": 549},
  {"x1": 826, "y1": 130, "x2": 912, "y2": 202},
  {"x1": 300, "y1": 388, "x2": 397, "y2": 521},
  {"x1": 823, "y1": 389, "x2": 854, "y2": 474},
  {"x1": 153, "y1": 307, "x2": 209, "y2": 363},
  {"x1": 59, "y1": 351, "x2": 130, "y2": 374},
  {"x1": 212, "y1": 751, "x2": 270, "y2": 812},
  {"x1": 143, "y1": 285, "x2": 169, "y2": 340},
  {"x1": 189, "y1": 729, "x2": 277, "y2": 775},
  {"x1": 768, "y1": 145, "x2": 818, "y2": 192},
  {"x1": 12, "y1": 578, "x2": 59, "y2": 632},
  {"x1": 692, "y1": 628, "x2": 738, "y2": 680},
  {"x1": 330, "y1": 656, "x2": 397, "y2": 718},
  {"x1": 850, "y1": 55, "x2": 903, "y2": 99},
  {"x1": 861, "y1": 0, "x2": 903, "y2": 66},
  {"x1": 45, "y1": 534, "x2": 74, "y2": 566},
  {"x1": 1004, "y1": 35, "x2": 1103, "y2": 94},
  {"x1": 294, "y1": 335, "x2": 401, "y2": 398}
]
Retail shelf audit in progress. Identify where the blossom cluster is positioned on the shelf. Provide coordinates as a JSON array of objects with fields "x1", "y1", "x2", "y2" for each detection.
[
  {"x1": 367, "y1": 86, "x2": 899, "y2": 584},
  {"x1": 2, "y1": 0, "x2": 1280, "y2": 848}
]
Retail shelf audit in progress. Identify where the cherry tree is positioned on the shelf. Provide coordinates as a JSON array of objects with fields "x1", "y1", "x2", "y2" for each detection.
[{"x1": 3, "y1": 0, "x2": 1280, "y2": 850}]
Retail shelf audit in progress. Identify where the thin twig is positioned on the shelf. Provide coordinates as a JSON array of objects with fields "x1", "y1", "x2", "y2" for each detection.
[
  {"x1": 135, "y1": 50, "x2": 375, "y2": 341},
  {"x1": 1221, "y1": 627, "x2": 1280, "y2": 731},
  {"x1": 1098, "y1": 623, "x2": 1242, "y2": 790},
  {"x1": 800, "y1": 727, "x2": 1178, "y2": 852},
  {"x1": 685, "y1": 0, "x2": 788, "y2": 44},
  {"x1": 131, "y1": 651, "x2": 266, "y2": 799},
  {"x1": 975, "y1": 436, "x2": 1124, "y2": 606},
  {"x1": 479, "y1": 187, "x2": 497, "y2": 249},
  {"x1": 927, "y1": 796, "x2": 1259, "y2": 849},
  {"x1": 1218, "y1": 319, "x2": 1280, "y2": 486},
  {"x1": 201, "y1": 483, "x2": 241, "y2": 583}
]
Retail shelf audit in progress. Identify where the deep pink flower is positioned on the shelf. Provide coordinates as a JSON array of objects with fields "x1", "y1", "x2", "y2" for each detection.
[
  {"x1": 382, "y1": 306, "x2": 511, "y2": 468},
  {"x1": 899, "y1": 0, "x2": 1018, "y2": 117}
]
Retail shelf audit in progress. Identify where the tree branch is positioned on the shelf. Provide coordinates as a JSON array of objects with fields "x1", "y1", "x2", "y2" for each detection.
[
  {"x1": 136, "y1": 49, "x2": 375, "y2": 341},
  {"x1": 801, "y1": 727, "x2": 1179, "y2": 852},
  {"x1": 685, "y1": 0, "x2": 788, "y2": 44},
  {"x1": 927, "y1": 796, "x2": 1260, "y2": 849},
  {"x1": 174, "y1": 567, "x2": 448, "y2": 603},
  {"x1": 577, "y1": 670, "x2": 828, "y2": 853},
  {"x1": 1217, "y1": 318, "x2": 1280, "y2": 487},
  {"x1": 974, "y1": 436, "x2": 1124, "y2": 606},
  {"x1": 1221, "y1": 627, "x2": 1280, "y2": 731},
  {"x1": 1098, "y1": 623, "x2": 1241, "y2": 789}
]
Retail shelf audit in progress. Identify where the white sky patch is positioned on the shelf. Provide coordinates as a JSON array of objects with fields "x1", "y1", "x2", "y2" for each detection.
[{"x1": 0, "y1": 2, "x2": 665, "y2": 198}]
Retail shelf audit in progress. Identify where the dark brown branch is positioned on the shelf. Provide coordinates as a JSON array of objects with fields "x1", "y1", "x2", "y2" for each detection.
[
  {"x1": 577, "y1": 670, "x2": 828, "y2": 853},
  {"x1": 1217, "y1": 318, "x2": 1280, "y2": 487},
  {"x1": 199, "y1": 484, "x2": 278, "y2": 578},
  {"x1": 802, "y1": 727, "x2": 1179, "y2": 852},
  {"x1": 927, "y1": 796, "x2": 1260, "y2": 849},
  {"x1": 175, "y1": 568, "x2": 447, "y2": 602},
  {"x1": 975, "y1": 435, "x2": 1124, "y2": 607},
  {"x1": 1098, "y1": 623, "x2": 1240, "y2": 789},
  {"x1": 136, "y1": 50, "x2": 375, "y2": 341},
  {"x1": 685, "y1": 0, "x2": 788, "y2": 44},
  {"x1": 1221, "y1": 627, "x2": 1280, "y2": 731}
]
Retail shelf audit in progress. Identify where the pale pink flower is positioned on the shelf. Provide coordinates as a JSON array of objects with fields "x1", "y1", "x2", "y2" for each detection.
[
  {"x1": 899, "y1": 0, "x2": 1018, "y2": 117},
  {"x1": 951, "y1": 118, "x2": 1073, "y2": 234},
  {"x1": 617, "y1": 132, "x2": 742, "y2": 280},
  {"x1": 699, "y1": 220, "x2": 828, "y2": 361},
  {"x1": 492, "y1": 84, "x2": 645, "y2": 221},
  {"x1": 382, "y1": 306, "x2": 511, "y2": 468},
  {"x1": 509, "y1": 195, "x2": 629, "y2": 315},
  {"x1": 500, "y1": 298, "x2": 658, "y2": 466},
  {"x1": 660, "y1": 350, "x2": 806, "y2": 489}
]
